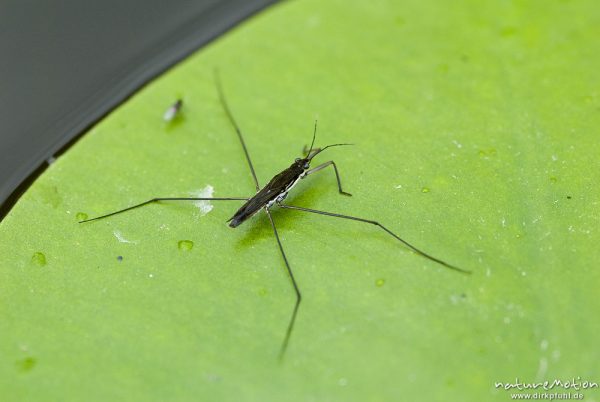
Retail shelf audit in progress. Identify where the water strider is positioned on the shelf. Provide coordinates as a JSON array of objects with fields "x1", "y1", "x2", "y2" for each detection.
[{"x1": 80, "y1": 72, "x2": 471, "y2": 361}]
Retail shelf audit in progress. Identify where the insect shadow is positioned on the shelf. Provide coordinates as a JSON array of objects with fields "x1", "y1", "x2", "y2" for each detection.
[{"x1": 80, "y1": 71, "x2": 471, "y2": 361}]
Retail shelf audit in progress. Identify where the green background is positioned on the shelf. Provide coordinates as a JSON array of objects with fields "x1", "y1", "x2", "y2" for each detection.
[{"x1": 2, "y1": 0, "x2": 599, "y2": 400}]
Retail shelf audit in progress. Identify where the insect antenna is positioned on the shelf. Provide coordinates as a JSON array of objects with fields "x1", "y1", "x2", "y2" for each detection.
[
  {"x1": 304, "y1": 120, "x2": 318, "y2": 158},
  {"x1": 307, "y1": 143, "x2": 353, "y2": 161}
]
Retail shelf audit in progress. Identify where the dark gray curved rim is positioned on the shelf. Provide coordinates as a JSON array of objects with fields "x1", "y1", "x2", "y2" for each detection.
[{"x1": 0, "y1": 0, "x2": 279, "y2": 221}]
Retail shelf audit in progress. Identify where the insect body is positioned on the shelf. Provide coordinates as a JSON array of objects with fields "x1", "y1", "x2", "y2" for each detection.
[
  {"x1": 228, "y1": 160, "x2": 304, "y2": 227},
  {"x1": 163, "y1": 99, "x2": 183, "y2": 121},
  {"x1": 228, "y1": 142, "x2": 347, "y2": 227},
  {"x1": 80, "y1": 71, "x2": 470, "y2": 361}
]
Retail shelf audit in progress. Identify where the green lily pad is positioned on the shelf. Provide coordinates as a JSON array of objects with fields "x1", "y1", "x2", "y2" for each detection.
[{"x1": 2, "y1": 0, "x2": 599, "y2": 401}]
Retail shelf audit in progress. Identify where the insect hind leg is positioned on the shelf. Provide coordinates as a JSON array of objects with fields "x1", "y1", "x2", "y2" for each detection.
[
  {"x1": 277, "y1": 203, "x2": 470, "y2": 274},
  {"x1": 80, "y1": 197, "x2": 250, "y2": 223}
]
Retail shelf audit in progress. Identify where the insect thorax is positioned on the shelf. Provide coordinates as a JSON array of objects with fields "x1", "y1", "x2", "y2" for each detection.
[{"x1": 268, "y1": 171, "x2": 306, "y2": 208}]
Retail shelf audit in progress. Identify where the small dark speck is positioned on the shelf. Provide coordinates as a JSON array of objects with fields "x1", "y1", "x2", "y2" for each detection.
[
  {"x1": 566, "y1": 196, "x2": 572, "y2": 199},
  {"x1": 117, "y1": 256, "x2": 123, "y2": 262},
  {"x1": 16, "y1": 357, "x2": 36, "y2": 372},
  {"x1": 460, "y1": 293, "x2": 467, "y2": 299}
]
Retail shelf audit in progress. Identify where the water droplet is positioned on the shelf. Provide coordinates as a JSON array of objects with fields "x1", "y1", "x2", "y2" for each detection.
[
  {"x1": 421, "y1": 187, "x2": 430, "y2": 193},
  {"x1": 31, "y1": 252, "x2": 46, "y2": 266},
  {"x1": 16, "y1": 357, "x2": 36, "y2": 372},
  {"x1": 178, "y1": 240, "x2": 194, "y2": 251},
  {"x1": 76, "y1": 212, "x2": 88, "y2": 221},
  {"x1": 117, "y1": 256, "x2": 123, "y2": 262},
  {"x1": 478, "y1": 148, "x2": 497, "y2": 157},
  {"x1": 258, "y1": 288, "x2": 267, "y2": 296},
  {"x1": 376, "y1": 278, "x2": 385, "y2": 287},
  {"x1": 549, "y1": 177, "x2": 557, "y2": 183}
]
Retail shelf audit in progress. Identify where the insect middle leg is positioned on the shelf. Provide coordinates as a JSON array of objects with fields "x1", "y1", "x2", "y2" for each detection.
[
  {"x1": 79, "y1": 197, "x2": 250, "y2": 223},
  {"x1": 304, "y1": 161, "x2": 352, "y2": 196},
  {"x1": 264, "y1": 207, "x2": 302, "y2": 361},
  {"x1": 215, "y1": 70, "x2": 260, "y2": 191},
  {"x1": 277, "y1": 203, "x2": 470, "y2": 274}
]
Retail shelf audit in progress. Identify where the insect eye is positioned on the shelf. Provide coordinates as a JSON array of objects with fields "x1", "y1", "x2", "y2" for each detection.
[{"x1": 303, "y1": 162, "x2": 310, "y2": 169}]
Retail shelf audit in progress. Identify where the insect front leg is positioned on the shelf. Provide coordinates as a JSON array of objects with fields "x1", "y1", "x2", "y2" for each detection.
[{"x1": 304, "y1": 161, "x2": 352, "y2": 196}]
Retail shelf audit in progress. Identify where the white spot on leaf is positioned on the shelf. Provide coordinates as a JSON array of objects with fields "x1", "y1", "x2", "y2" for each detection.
[
  {"x1": 190, "y1": 185, "x2": 214, "y2": 216},
  {"x1": 113, "y1": 230, "x2": 138, "y2": 244}
]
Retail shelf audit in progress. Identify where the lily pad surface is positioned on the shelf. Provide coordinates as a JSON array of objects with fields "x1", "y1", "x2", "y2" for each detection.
[{"x1": 1, "y1": 0, "x2": 599, "y2": 401}]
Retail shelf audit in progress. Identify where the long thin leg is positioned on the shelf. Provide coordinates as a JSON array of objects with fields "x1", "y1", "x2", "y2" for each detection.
[
  {"x1": 79, "y1": 197, "x2": 250, "y2": 223},
  {"x1": 278, "y1": 203, "x2": 470, "y2": 274},
  {"x1": 304, "y1": 160, "x2": 352, "y2": 196},
  {"x1": 214, "y1": 70, "x2": 260, "y2": 191},
  {"x1": 264, "y1": 207, "x2": 302, "y2": 361}
]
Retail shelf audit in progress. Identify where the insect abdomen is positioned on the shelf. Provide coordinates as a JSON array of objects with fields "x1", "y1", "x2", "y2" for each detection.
[
  {"x1": 228, "y1": 164, "x2": 304, "y2": 228},
  {"x1": 228, "y1": 216, "x2": 244, "y2": 228}
]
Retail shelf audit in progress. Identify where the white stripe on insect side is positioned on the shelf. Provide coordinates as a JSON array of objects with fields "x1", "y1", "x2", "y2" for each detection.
[{"x1": 269, "y1": 172, "x2": 306, "y2": 208}]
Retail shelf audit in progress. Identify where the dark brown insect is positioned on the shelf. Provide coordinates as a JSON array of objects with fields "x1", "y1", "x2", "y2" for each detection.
[
  {"x1": 228, "y1": 142, "x2": 350, "y2": 228},
  {"x1": 80, "y1": 71, "x2": 470, "y2": 361}
]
